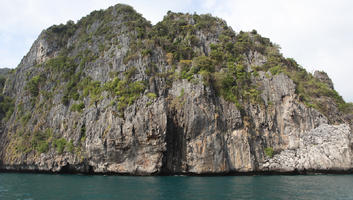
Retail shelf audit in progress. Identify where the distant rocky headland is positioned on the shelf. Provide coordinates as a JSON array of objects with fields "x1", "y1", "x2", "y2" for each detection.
[{"x1": 0, "y1": 4, "x2": 352, "y2": 175}]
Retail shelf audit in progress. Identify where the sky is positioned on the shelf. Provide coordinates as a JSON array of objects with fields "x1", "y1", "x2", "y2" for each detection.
[{"x1": 1, "y1": 0, "x2": 352, "y2": 102}]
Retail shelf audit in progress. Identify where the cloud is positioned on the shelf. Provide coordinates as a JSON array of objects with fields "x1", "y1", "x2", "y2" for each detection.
[{"x1": 0, "y1": 0, "x2": 352, "y2": 102}]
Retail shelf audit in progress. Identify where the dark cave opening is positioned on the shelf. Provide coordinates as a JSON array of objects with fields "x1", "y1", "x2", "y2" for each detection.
[{"x1": 161, "y1": 112, "x2": 186, "y2": 174}]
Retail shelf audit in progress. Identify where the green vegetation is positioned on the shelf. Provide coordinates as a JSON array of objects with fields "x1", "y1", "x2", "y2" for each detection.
[
  {"x1": 29, "y1": 4, "x2": 152, "y2": 112},
  {"x1": 31, "y1": 129, "x2": 53, "y2": 153},
  {"x1": 40, "y1": 52, "x2": 80, "y2": 106},
  {"x1": 0, "y1": 94, "x2": 14, "y2": 121},
  {"x1": 264, "y1": 147, "x2": 274, "y2": 158},
  {"x1": 150, "y1": 15, "x2": 271, "y2": 110},
  {"x1": 227, "y1": 30, "x2": 353, "y2": 116},
  {"x1": 150, "y1": 12, "x2": 225, "y2": 62},
  {"x1": 178, "y1": 60, "x2": 193, "y2": 80},
  {"x1": 192, "y1": 56, "x2": 215, "y2": 73},
  {"x1": 61, "y1": 69, "x2": 81, "y2": 105},
  {"x1": 233, "y1": 31, "x2": 272, "y2": 60},
  {"x1": 67, "y1": 140, "x2": 75, "y2": 153},
  {"x1": 45, "y1": 20, "x2": 76, "y2": 48},
  {"x1": 179, "y1": 88, "x2": 185, "y2": 98},
  {"x1": 0, "y1": 75, "x2": 7, "y2": 89},
  {"x1": 45, "y1": 55, "x2": 77, "y2": 76},
  {"x1": 289, "y1": 69, "x2": 350, "y2": 114},
  {"x1": 36, "y1": 4, "x2": 150, "y2": 108},
  {"x1": 213, "y1": 63, "x2": 260, "y2": 107},
  {"x1": 26, "y1": 75, "x2": 45, "y2": 97},
  {"x1": 79, "y1": 5, "x2": 153, "y2": 65},
  {"x1": 7, "y1": 126, "x2": 78, "y2": 156},
  {"x1": 78, "y1": 77, "x2": 103, "y2": 104},
  {"x1": 35, "y1": 5, "x2": 353, "y2": 120},
  {"x1": 20, "y1": 112, "x2": 31, "y2": 125},
  {"x1": 80, "y1": 124, "x2": 86, "y2": 144},
  {"x1": 70, "y1": 102, "x2": 85, "y2": 112},
  {"x1": 147, "y1": 92, "x2": 157, "y2": 99},
  {"x1": 45, "y1": 4, "x2": 149, "y2": 50},
  {"x1": 104, "y1": 68, "x2": 146, "y2": 116},
  {"x1": 7, "y1": 128, "x2": 54, "y2": 155},
  {"x1": 168, "y1": 30, "x2": 262, "y2": 108},
  {"x1": 54, "y1": 138, "x2": 67, "y2": 154},
  {"x1": 257, "y1": 45, "x2": 352, "y2": 115}
]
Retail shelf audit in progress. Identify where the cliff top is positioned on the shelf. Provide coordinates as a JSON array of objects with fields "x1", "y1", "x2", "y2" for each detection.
[{"x1": 3, "y1": 3, "x2": 352, "y2": 123}]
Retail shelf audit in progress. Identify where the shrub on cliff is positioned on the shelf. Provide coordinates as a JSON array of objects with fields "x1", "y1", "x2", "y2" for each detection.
[
  {"x1": 26, "y1": 75, "x2": 45, "y2": 97},
  {"x1": 264, "y1": 147, "x2": 274, "y2": 158}
]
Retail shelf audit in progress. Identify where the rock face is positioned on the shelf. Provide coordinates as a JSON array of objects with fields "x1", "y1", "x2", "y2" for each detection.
[
  {"x1": 261, "y1": 124, "x2": 353, "y2": 172},
  {"x1": 0, "y1": 4, "x2": 352, "y2": 175},
  {"x1": 314, "y1": 71, "x2": 334, "y2": 90}
]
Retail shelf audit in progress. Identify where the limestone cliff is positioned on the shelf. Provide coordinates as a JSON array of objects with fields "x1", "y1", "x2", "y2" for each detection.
[{"x1": 0, "y1": 4, "x2": 352, "y2": 175}]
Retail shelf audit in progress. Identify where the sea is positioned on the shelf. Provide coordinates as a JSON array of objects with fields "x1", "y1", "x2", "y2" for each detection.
[{"x1": 0, "y1": 173, "x2": 352, "y2": 200}]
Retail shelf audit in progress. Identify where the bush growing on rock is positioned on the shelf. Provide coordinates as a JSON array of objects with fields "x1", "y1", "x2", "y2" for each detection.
[{"x1": 264, "y1": 147, "x2": 274, "y2": 158}]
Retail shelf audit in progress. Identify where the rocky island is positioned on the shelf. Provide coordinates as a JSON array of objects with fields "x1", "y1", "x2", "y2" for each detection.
[{"x1": 0, "y1": 4, "x2": 352, "y2": 175}]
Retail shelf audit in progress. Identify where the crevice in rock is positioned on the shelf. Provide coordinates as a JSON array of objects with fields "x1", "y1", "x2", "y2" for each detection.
[
  {"x1": 59, "y1": 163, "x2": 74, "y2": 173},
  {"x1": 161, "y1": 110, "x2": 186, "y2": 174},
  {"x1": 59, "y1": 163, "x2": 94, "y2": 174}
]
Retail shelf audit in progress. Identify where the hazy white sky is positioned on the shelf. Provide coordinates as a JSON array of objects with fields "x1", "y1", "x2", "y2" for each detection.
[{"x1": 1, "y1": 0, "x2": 352, "y2": 102}]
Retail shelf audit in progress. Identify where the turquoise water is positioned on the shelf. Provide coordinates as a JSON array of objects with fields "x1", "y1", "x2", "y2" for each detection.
[{"x1": 0, "y1": 173, "x2": 353, "y2": 200}]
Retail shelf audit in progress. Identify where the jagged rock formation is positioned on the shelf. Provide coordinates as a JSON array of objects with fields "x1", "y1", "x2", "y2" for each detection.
[
  {"x1": 314, "y1": 71, "x2": 334, "y2": 90},
  {"x1": 261, "y1": 124, "x2": 353, "y2": 172},
  {"x1": 0, "y1": 4, "x2": 352, "y2": 175}
]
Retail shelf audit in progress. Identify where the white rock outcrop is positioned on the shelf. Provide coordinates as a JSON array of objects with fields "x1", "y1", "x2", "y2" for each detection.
[{"x1": 261, "y1": 124, "x2": 353, "y2": 172}]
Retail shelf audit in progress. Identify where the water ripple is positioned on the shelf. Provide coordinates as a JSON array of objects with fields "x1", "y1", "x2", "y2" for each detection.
[{"x1": 0, "y1": 173, "x2": 352, "y2": 200}]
